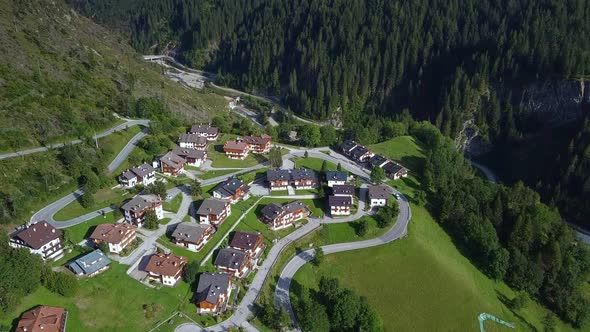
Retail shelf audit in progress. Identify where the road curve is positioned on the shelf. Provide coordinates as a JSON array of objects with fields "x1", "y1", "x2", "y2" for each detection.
[
  {"x1": 107, "y1": 128, "x2": 149, "y2": 174},
  {"x1": 0, "y1": 119, "x2": 149, "y2": 161}
]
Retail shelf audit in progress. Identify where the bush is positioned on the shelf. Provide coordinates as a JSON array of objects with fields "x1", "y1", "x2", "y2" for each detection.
[
  {"x1": 44, "y1": 271, "x2": 78, "y2": 297},
  {"x1": 79, "y1": 191, "x2": 95, "y2": 208},
  {"x1": 355, "y1": 219, "x2": 368, "y2": 237}
]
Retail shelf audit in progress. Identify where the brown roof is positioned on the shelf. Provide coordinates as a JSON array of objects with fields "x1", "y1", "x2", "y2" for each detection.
[
  {"x1": 242, "y1": 134, "x2": 271, "y2": 146},
  {"x1": 121, "y1": 194, "x2": 161, "y2": 212},
  {"x1": 89, "y1": 223, "x2": 137, "y2": 244},
  {"x1": 223, "y1": 140, "x2": 249, "y2": 151},
  {"x1": 160, "y1": 151, "x2": 186, "y2": 169},
  {"x1": 16, "y1": 305, "x2": 66, "y2": 332},
  {"x1": 144, "y1": 253, "x2": 187, "y2": 277},
  {"x1": 230, "y1": 231, "x2": 263, "y2": 251},
  {"x1": 11, "y1": 221, "x2": 62, "y2": 250}
]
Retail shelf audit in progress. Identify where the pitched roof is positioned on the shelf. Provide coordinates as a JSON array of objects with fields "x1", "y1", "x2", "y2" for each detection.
[
  {"x1": 68, "y1": 249, "x2": 111, "y2": 275},
  {"x1": 196, "y1": 272, "x2": 231, "y2": 305},
  {"x1": 242, "y1": 134, "x2": 272, "y2": 145},
  {"x1": 213, "y1": 177, "x2": 249, "y2": 198},
  {"x1": 260, "y1": 200, "x2": 309, "y2": 220},
  {"x1": 223, "y1": 140, "x2": 249, "y2": 151},
  {"x1": 291, "y1": 168, "x2": 318, "y2": 181},
  {"x1": 89, "y1": 223, "x2": 137, "y2": 244},
  {"x1": 214, "y1": 248, "x2": 248, "y2": 269},
  {"x1": 16, "y1": 305, "x2": 66, "y2": 332},
  {"x1": 121, "y1": 194, "x2": 161, "y2": 212},
  {"x1": 341, "y1": 140, "x2": 358, "y2": 152},
  {"x1": 196, "y1": 198, "x2": 229, "y2": 216},
  {"x1": 160, "y1": 151, "x2": 186, "y2": 169},
  {"x1": 230, "y1": 231, "x2": 263, "y2": 251},
  {"x1": 266, "y1": 169, "x2": 291, "y2": 181},
  {"x1": 325, "y1": 170, "x2": 347, "y2": 182},
  {"x1": 131, "y1": 163, "x2": 155, "y2": 177},
  {"x1": 382, "y1": 161, "x2": 404, "y2": 174},
  {"x1": 369, "y1": 154, "x2": 388, "y2": 168},
  {"x1": 10, "y1": 221, "x2": 62, "y2": 250},
  {"x1": 328, "y1": 195, "x2": 353, "y2": 207},
  {"x1": 332, "y1": 184, "x2": 355, "y2": 196},
  {"x1": 368, "y1": 185, "x2": 391, "y2": 200},
  {"x1": 350, "y1": 145, "x2": 370, "y2": 159},
  {"x1": 173, "y1": 147, "x2": 206, "y2": 160},
  {"x1": 171, "y1": 223, "x2": 214, "y2": 243},
  {"x1": 120, "y1": 169, "x2": 137, "y2": 180},
  {"x1": 144, "y1": 253, "x2": 187, "y2": 276},
  {"x1": 178, "y1": 133, "x2": 208, "y2": 145},
  {"x1": 190, "y1": 124, "x2": 219, "y2": 135}
]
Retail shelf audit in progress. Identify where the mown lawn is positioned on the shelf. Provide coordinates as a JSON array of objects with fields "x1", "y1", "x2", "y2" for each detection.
[
  {"x1": 163, "y1": 194, "x2": 182, "y2": 213},
  {"x1": 200, "y1": 169, "x2": 237, "y2": 180},
  {"x1": 53, "y1": 188, "x2": 132, "y2": 221},
  {"x1": 292, "y1": 157, "x2": 337, "y2": 171},
  {"x1": 65, "y1": 212, "x2": 119, "y2": 244},
  {"x1": 369, "y1": 135, "x2": 427, "y2": 173}
]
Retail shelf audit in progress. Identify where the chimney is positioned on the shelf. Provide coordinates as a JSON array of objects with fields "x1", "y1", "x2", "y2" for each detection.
[
  {"x1": 33, "y1": 227, "x2": 36, "y2": 232},
  {"x1": 51, "y1": 229, "x2": 55, "y2": 233}
]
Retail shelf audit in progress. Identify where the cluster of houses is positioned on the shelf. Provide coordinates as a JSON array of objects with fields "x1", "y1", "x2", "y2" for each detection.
[
  {"x1": 223, "y1": 134, "x2": 272, "y2": 160},
  {"x1": 340, "y1": 140, "x2": 409, "y2": 180}
]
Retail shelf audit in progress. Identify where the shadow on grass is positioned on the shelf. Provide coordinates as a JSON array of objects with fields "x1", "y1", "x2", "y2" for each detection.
[{"x1": 496, "y1": 290, "x2": 538, "y2": 332}]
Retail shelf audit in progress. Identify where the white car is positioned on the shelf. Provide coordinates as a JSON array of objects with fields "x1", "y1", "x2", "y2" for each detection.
[{"x1": 394, "y1": 193, "x2": 401, "y2": 199}]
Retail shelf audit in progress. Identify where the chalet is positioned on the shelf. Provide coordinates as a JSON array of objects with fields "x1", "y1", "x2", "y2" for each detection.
[
  {"x1": 121, "y1": 194, "x2": 164, "y2": 226},
  {"x1": 68, "y1": 249, "x2": 111, "y2": 277},
  {"x1": 195, "y1": 272, "x2": 232, "y2": 314},
  {"x1": 144, "y1": 253, "x2": 188, "y2": 286},
  {"x1": 214, "y1": 248, "x2": 251, "y2": 278},
  {"x1": 9, "y1": 221, "x2": 64, "y2": 261},
  {"x1": 196, "y1": 198, "x2": 232, "y2": 226},
  {"x1": 382, "y1": 161, "x2": 409, "y2": 180},
  {"x1": 291, "y1": 168, "x2": 319, "y2": 189},
  {"x1": 229, "y1": 231, "x2": 264, "y2": 259},
  {"x1": 350, "y1": 145, "x2": 374, "y2": 162},
  {"x1": 171, "y1": 223, "x2": 215, "y2": 252},
  {"x1": 16, "y1": 306, "x2": 67, "y2": 332},
  {"x1": 190, "y1": 124, "x2": 219, "y2": 141},
  {"x1": 158, "y1": 151, "x2": 186, "y2": 176},
  {"x1": 368, "y1": 185, "x2": 391, "y2": 208},
  {"x1": 266, "y1": 169, "x2": 291, "y2": 190},
  {"x1": 223, "y1": 140, "x2": 250, "y2": 160},
  {"x1": 325, "y1": 170, "x2": 347, "y2": 187},
  {"x1": 242, "y1": 134, "x2": 272, "y2": 153},
  {"x1": 340, "y1": 140, "x2": 359, "y2": 156},
  {"x1": 173, "y1": 147, "x2": 207, "y2": 167},
  {"x1": 328, "y1": 195, "x2": 352, "y2": 216},
  {"x1": 118, "y1": 163, "x2": 156, "y2": 188},
  {"x1": 212, "y1": 177, "x2": 250, "y2": 203},
  {"x1": 368, "y1": 155, "x2": 390, "y2": 169},
  {"x1": 89, "y1": 223, "x2": 137, "y2": 254},
  {"x1": 260, "y1": 200, "x2": 311, "y2": 230},
  {"x1": 178, "y1": 134, "x2": 208, "y2": 150},
  {"x1": 332, "y1": 184, "x2": 355, "y2": 199}
]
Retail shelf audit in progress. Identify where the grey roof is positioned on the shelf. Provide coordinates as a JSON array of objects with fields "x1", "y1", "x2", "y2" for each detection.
[
  {"x1": 213, "y1": 177, "x2": 249, "y2": 198},
  {"x1": 266, "y1": 169, "x2": 291, "y2": 182},
  {"x1": 383, "y1": 162, "x2": 404, "y2": 174},
  {"x1": 332, "y1": 185, "x2": 355, "y2": 196},
  {"x1": 173, "y1": 147, "x2": 206, "y2": 160},
  {"x1": 196, "y1": 198, "x2": 228, "y2": 216},
  {"x1": 196, "y1": 272, "x2": 231, "y2": 305},
  {"x1": 369, "y1": 155, "x2": 388, "y2": 168},
  {"x1": 350, "y1": 146, "x2": 370, "y2": 159},
  {"x1": 120, "y1": 170, "x2": 136, "y2": 180},
  {"x1": 172, "y1": 223, "x2": 213, "y2": 243},
  {"x1": 68, "y1": 249, "x2": 111, "y2": 275},
  {"x1": 214, "y1": 248, "x2": 247, "y2": 269},
  {"x1": 368, "y1": 185, "x2": 391, "y2": 200},
  {"x1": 178, "y1": 133, "x2": 208, "y2": 145},
  {"x1": 230, "y1": 231, "x2": 262, "y2": 251},
  {"x1": 328, "y1": 195, "x2": 352, "y2": 207},
  {"x1": 291, "y1": 168, "x2": 318, "y2": 181},
  {"x1": 160, "y1": 151, "x2": 186, "y2": 169},
  {"x1": 261, "y1": 200, "x2": 309, "y2": 220},
  {"x1": 190, "y1": 125, "x2": 219, "y2": 135},
  {"x1": 325, "y1": 171, "x2": 347, "y2": 182},
  {"x1": 283, "y1": 200, "x2": 308, "y2": 213},
  {"x1": 131, "y1": 163, "x2": 155, "y2": 177},
  {"x1": 121, "y1": 194, "x2": 161, "y2": 212},
  {"x1": 341, "y1": 140, "x2": 358, "y2": 152}
]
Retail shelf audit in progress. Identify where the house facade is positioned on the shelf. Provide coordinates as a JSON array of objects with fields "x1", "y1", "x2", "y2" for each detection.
[
  {"x1": 291, "y1": 168, "x2": 319, "y2": 189},
  {"x1": 368, "y1": 185, "x2": 391, "y2": 208},
  {"x1": 171, "y1": 223, "x2": 215, "y2": 252},
  {"x1": 242, "y1": 134, "x2": 272, "y2": 153},
  {"x1": 195, "y1": 272, "x2": 232, "y2": 314},
  {"x1": 212, "y1": 177, "x2": 250, "y2": 203},
  {"x1": 260, "y1": 200, "x2": 311, "y2": 230},
  {"x1": 144, "y1": 253, "x2": 188, "y2": 286},
  {"x1": 223, "y1": 140, "x2": 250, "y2": 159},
  {"x1": 158, "y1": 151, "x2": 186, "y2": 176},
  {"x1": 189, "y1": 124, "x2": 219, "y2": 141},
  {"x1": 68, "y1": 249, "x2": 111, "y2": 277},
  {"x1": 121, "y1": 194, "x2": 164, "y2": 226},
  {"x1": 9, "y1": 221, "x2": 64, "y2": 261},
  {"x1": 173, "y1": 147, "x2": 207, "y2": 167},
  {"x1": 229, "y1": 231, "x2": 265, "y2": 259},
  {"x1": 196, "y1": 198, "x2": 232, "y2": 226},
  {"x1": 89, "y1": 223, "x2": 137, "y2": 254},
  {"x1": 266, "y1": 169, "x2": 291, "y2": 190},
  {"x1": 118, "y1": 163, "x2": 156, "y2": 188},
  {"x1": 16, "y1": 306, "x2": 67, "y2": 332},
  {"x1": 178, "y1": 134, "x2": 208, "y2": 150},
  {"x1": 214, "y1": 248, "x2": 251, "y2": 278},
  {"x1": 328, "y1": 195, "x2": 352, "y2": 216},
  {"x1": 382, "y1": 161, "x2": 409, "y2": 180}
]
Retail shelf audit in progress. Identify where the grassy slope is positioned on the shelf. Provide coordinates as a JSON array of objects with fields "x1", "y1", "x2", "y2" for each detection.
[
  {"x1": 289, "y1": 136, "x2": 579, "y2": 332},
  {"x1": 209, "y1": 134, "x2": 268, "y2": 168},
  {"x1": 293, "y1": 157, "x2": 338, "y2": 171}
]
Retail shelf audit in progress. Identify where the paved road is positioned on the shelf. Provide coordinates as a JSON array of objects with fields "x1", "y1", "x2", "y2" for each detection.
[
  {"x1": 0, "y1": 119, "x2": 149, "y2": 160},
  {"x1": 107, "y1": 128, "x2": 149, "y2": 174}
]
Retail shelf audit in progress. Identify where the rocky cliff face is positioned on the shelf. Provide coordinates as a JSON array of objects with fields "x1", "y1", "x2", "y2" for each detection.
[{"x1": 516, "y1": 80, "x2": 586, "y2": 125}]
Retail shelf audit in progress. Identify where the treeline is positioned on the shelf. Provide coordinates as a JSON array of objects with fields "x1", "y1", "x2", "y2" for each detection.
[
  {"x1": 71, "y1": 0, "x2": 590, "y2": 133},
  {"x1": 418, "y1": 121, "x2": 590, "y2": 327}
]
